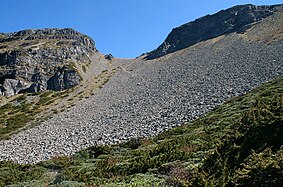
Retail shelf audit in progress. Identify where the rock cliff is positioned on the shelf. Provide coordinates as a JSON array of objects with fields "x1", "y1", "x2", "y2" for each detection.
[
  {"x1": 0, "y1": 28, "x2": 96, "y2": 96},
  {"x1": 145, "y1": 4, "x2": 281, "y2": 59}
]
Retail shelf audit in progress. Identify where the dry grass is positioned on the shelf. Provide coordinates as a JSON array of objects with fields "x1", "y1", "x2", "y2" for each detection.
[{"x1": 241, "y1": 12, "x2": 283, "y2": 44}]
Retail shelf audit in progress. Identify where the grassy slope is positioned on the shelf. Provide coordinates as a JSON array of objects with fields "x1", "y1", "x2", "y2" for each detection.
[
  {"x1": 0, "y1": 67, "x2": 115, "y2": 140},
  {"x1": 0, "y1": 90, "x2": 73, "y2": 140},
  {"x1": 0, "y1": 76, "x2": 282, "y2": 187}
]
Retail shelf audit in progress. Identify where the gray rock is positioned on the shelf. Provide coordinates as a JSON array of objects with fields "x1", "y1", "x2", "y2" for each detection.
[
  {"x1": 2, "y1": 78, "x2": 31, "y2": 97},
  {"x1": 47, "y1": 66, "x2": 81, "y2": 91},
  {"x1": 105, "y1": 54, "x2": 114, "y2": 61},
  {"x1": 19, "y1": 73, "x2": 47, "y2": 93},
  {"x1": 0, "y1": 50, "x2": 20, "y2": 66}
]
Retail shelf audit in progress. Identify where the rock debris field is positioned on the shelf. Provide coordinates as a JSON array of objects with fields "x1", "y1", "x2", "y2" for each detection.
[{"x1": 0, "y1": 35, "x2": 282, "y2": 164}]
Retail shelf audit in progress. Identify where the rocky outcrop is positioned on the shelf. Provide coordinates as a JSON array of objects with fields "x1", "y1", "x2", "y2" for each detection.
[
  {"x1": 2, "y1": 79, "x2": 31, "y2": 97},
  {"x1": 21, "y1": 73, "x2": 47, "y2": 93},
  {"x1": 0, "y1": 50, "x2": 20, "y2": 66},
  {"x1": 145, "y1": 4, "x2": 282, "y2": 59},
  {"x1": 47, "y1": 66, "x2": 81, "y2": 91},
  {"x1": 0, "y1": 28, "x2": 96, "y2": 51},
  {"x1": 0, "y1": 28, "x2": 96, "y2": 96}
]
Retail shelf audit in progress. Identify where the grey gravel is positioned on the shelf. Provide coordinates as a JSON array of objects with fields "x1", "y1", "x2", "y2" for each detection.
[{"x1": 0, "y1": 34, "x2": 282, "y2": 164}]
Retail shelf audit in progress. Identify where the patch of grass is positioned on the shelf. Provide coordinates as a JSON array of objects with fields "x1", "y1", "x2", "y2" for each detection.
[
  {"x1": 0, "y1": 90, "x2": 73, "y2": 139},
  {"x1": 0, "y1": 161, "x2": 47, "y2": 187}
]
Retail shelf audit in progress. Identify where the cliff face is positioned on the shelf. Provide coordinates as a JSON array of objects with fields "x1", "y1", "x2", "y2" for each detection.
[
  {"x1": 145, "y1": 4, "x2": 282, "y2": 59},
  {"x1": 0, "y1": 28, "x2": 96, "y2": 96}
]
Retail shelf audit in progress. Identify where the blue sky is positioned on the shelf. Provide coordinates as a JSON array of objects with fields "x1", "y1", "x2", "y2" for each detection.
[{"x1": 0, "y1": 0, "x2": 282, "y2": 58}]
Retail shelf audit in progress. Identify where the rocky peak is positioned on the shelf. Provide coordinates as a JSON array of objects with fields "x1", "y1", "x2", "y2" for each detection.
[
  {"x1": 145, "y1": 4, "x2": 282, "y2": 59},
  {"x1": 1, "y1": 28, "x2": 96, "y2": 51},
  {"x1": 0, "y1": 28, "x2": 97, "y2": 97}
]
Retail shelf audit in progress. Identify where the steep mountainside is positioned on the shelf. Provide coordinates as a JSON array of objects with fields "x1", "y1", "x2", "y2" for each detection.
[
  {"x1": 0, "y1": 4, "x2": 282, "y2": 164},
  {"x1": 146, "y1": 4, "x2": 282, "y2": 59},
  {"x1": 0, "y1": 3, "x2": 282, "y2": 187},
  {"x1": 0, "y1": 29, "x2": 119, "y2": 143},
  {"x1": 0, "y1": 71, "x2": 282, "y2": 187},
  {"x1": 0, "y1": 28, "x2": 96, "y2": 96}
]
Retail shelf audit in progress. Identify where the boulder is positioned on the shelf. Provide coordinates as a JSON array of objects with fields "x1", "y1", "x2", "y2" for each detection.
[
  {"x1": 105, "y1": 54, "x2": 114, "y2": 61},
  {"x1": 27, "y1": 73, "x2": 47, "y2": 93},
  {"x1": 2, "y1": 79, "x2": 31, "y2": 97},
  {"x1": 47, "y1": 66, "x2": 81, "y2": 91}
]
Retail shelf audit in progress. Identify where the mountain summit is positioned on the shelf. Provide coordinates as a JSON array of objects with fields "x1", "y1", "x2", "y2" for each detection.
[{"x1": 145, "y1": 4, "x2": 282, "y2": 59}]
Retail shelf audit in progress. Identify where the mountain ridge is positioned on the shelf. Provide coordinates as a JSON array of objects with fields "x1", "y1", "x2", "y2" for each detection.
[{"x1": 145, "y1": 4, "x2": 282, "y2": 59}]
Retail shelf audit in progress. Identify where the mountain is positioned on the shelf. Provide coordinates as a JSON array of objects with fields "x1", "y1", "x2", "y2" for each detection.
[
  {"x1": 0, "y1": 28, "x2": 96, "y2": 96},
  {"x1": 145, "y1": 4, "x2": 282, "y2": 59},
  {"x1": 0, "y1": 3, "x2": 282, "y2": 186}
]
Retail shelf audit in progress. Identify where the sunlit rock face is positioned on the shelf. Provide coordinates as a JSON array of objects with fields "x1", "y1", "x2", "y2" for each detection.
[{"x1": 0, "y1": 28, "x2": 96, "y2": 96}]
